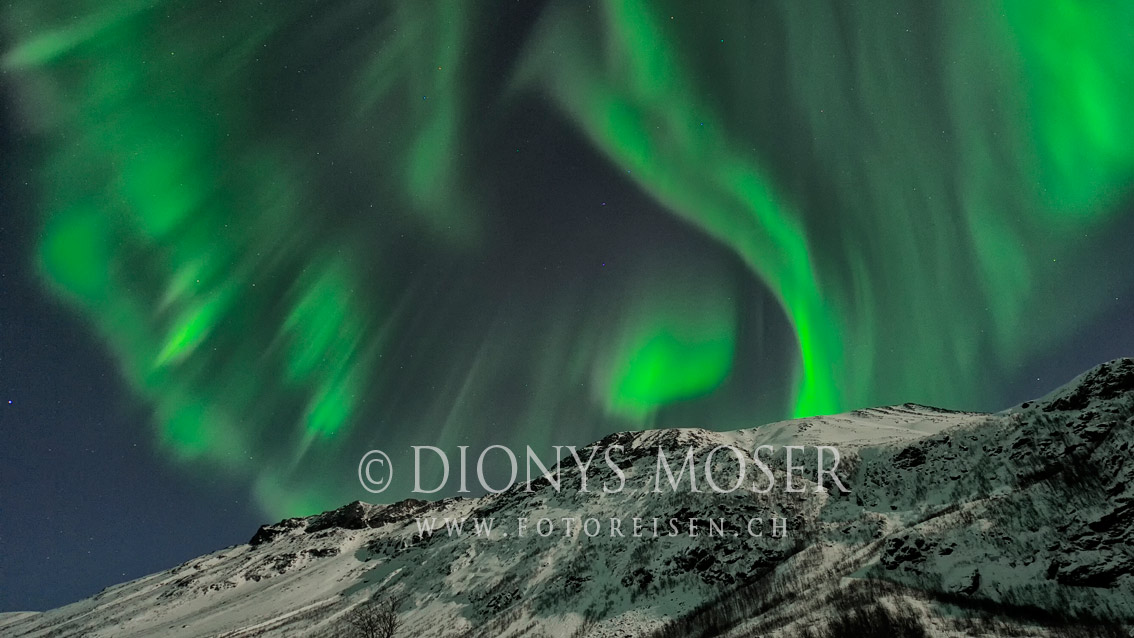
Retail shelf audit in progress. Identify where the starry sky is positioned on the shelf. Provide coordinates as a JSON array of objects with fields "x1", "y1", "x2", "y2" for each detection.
[{"x1": 2, "y1": 0, "x2": 1134, "y2": 612}]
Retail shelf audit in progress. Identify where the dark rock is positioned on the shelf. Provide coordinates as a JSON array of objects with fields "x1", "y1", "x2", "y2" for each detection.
[
  {"x1": 1045, "y1": 359, "x2": 1134, "y2": 413},
  {"x1": 1048, "y1": 552, "x2": 1134, "y2": 588},
  {"x1": 956, "y1": 569, "x2": 980, "y2": 595},
  {"x1": 881, "y1": 535, "x2": 933, "y2": 570},
  {"x1": 248, "y1": 517, "x2": 305, "y2": 546},
  {"x1": 305, "y1": 501, "x2": 375, "y2": 533},
  {"x1": 893, "y1": 446, "x2": 926, "y2": 469}
]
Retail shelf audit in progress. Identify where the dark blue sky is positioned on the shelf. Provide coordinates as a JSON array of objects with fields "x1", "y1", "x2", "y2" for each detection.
[{"x1": 0, "y1": 135, "x2": 264, "y2": 610}]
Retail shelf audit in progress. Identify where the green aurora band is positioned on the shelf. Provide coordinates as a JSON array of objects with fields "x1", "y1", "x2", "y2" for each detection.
[{"x1": 3, "y1": 0, "x2": 1133, "y2": 516}]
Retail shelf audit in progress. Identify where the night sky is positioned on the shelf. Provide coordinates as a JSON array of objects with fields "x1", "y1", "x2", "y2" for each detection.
[{"x1": 2, "y1": 0, "x2": 1134, "y2": 612}]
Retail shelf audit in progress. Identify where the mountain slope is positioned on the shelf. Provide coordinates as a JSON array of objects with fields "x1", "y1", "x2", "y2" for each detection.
[{"x1": 4, "y1": 359, "x2": 1133, "y2": 638}]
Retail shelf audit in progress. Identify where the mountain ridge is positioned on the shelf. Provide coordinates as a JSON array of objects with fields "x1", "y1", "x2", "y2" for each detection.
[{"x1": 4, "y1": 358, "x2": 1133, "y2": 637}]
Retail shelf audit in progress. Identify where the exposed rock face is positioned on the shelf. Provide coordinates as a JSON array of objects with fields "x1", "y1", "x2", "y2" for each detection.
[
  {"x1": 247, "y1": 517, "x2": 305, "y2": 547},
  {"x1": 249, "y1": 499, "x2": 439, "y2": 546},
  {"x1": 893, "y1": 445, "x2": 927, "y2": 469},
  {"x1": 4, "y1": 359, "x2": 1134, "y2": 638},
  {"x1": 881, "y1": 534, "x2": 934, "y2": 571},
  {"x1": 1043, "y1": 359, "x2": 1134, "y2": 412}
]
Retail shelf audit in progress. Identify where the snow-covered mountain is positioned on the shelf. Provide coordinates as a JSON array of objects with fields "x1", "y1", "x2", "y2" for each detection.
[{"x1": 4, "y1": 359, "x2": 1134, "y2": 637}]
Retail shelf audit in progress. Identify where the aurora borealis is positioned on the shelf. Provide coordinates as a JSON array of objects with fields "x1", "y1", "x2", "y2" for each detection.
[{"x1": 2, "y1": 0, "x2": 1134, "y2": 609}]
